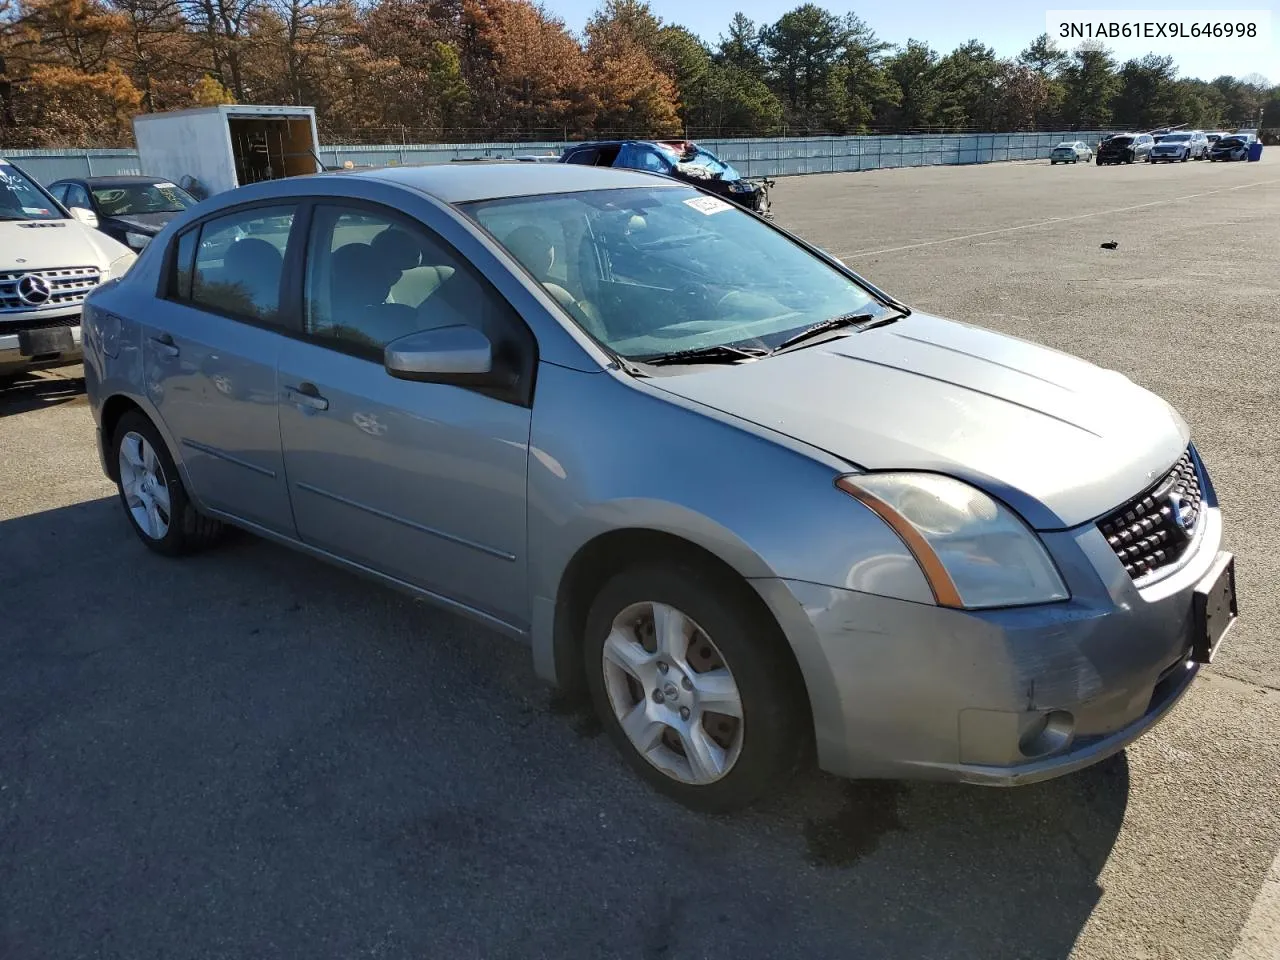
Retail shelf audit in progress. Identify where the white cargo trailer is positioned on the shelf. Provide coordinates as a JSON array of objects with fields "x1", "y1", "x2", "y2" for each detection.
[{"x1": 132, "y1": 104, "x2": 322, "y2": 199}]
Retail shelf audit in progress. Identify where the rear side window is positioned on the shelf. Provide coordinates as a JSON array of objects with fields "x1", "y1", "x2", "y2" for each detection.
[
  {"x1": 565, "y1": 149, "x2": 598, "y2": 165},
  {"x1": 179, "y1": 205, "x2": 296, "y2": 325}
]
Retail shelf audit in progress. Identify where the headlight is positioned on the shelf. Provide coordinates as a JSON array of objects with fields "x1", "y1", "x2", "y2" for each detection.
[
  {"x1": 836, "y1": 472, "x2": 1069, "y2": 609},
  {"x1": 125, "y1": 231, "x2": 152, "y2": 250},
  {"x1": 106, "y1": 252, "x2": 137, "y2": 281},
  {"x1": 727, "y1": 181, "x2": 751, "y2": 193}
]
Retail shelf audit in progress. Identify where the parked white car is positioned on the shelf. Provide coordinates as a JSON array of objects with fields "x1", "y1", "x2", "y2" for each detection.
[
  {"x1": 1, "y1": 158, "x2": 136, "y2": 387},
  {"x1": 1049, "y1": 141, "x2": 1093, "y2": 164}
]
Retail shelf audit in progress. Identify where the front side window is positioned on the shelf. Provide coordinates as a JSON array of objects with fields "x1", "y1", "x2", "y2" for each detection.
[
  {"x1": 65, "y1": 184, "x2": 93, "y2": 210},
  {"x1": 304, "y1": 204, "x2": 521, "y2": 359},
  {"x1": 463, "y1": 186, "x2": 887, "y2": 361},
  {"x1": 187, "y1": 205, "x2": 296, "y2": 324},
  {"x1": 0, "y1": 162, "x2": 62, "y2": 220},
  {"x1": 92, "y1": 182, "x2": 196, "y2": 217},
  {"x1": 618, "y1": 144, "x2": 672, "y2": 174}
]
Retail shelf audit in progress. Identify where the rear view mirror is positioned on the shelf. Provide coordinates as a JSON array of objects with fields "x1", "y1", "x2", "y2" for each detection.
[
  {"x1": 69, "y1": 206, "x2": 99, "y2": 229},
  {"x1": 384, "y1": 325, "x2": 496, "y2": 384}
]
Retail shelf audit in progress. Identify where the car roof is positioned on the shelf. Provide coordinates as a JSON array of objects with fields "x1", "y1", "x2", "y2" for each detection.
[
  {"x1": 51, "y1": 174, "x2": 170, "y2": 187},
  {"x1": 353, "y1": 161, "x2": 671, "y2": 203}
]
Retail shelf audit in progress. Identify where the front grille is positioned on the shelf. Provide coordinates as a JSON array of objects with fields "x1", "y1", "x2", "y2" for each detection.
[
  {"x1": 0, "y1": 266, "x2": 102, "y2": 314},
  {"x1": 0, "y1": 315, "x2": 80, "y2": 331},
  {"x1": 1098, "y1": 448, "x2": 1204, "y2": 580}
]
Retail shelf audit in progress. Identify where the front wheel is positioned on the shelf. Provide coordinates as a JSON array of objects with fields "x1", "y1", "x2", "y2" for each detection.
[
  {"x1": 584, "y1": 563, "x2": 809, "y2": 812},
  {"x1": 112, "y1": 411, "x2": 223, "y2": 556}
]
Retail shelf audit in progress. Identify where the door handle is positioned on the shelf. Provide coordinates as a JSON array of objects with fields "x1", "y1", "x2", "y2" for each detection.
[
  {"x1": 285, "y1": 382, "x2": 329, "y2": 411},
  {"x1": 148, "y1": 333, "x2": 179, "y2": 359}
]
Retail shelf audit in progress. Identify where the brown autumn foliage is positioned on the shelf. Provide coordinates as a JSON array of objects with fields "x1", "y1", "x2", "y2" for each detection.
[{"x1": 0, "y1": 0, "x2": 684, "y2": 145}]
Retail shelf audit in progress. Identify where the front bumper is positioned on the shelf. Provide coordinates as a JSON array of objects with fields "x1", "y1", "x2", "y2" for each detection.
[
  {"x1": 754, "y1": 491, "x2": 1225, "y2": 786},
  {"x1": 0, "y1": 319, "x2": 83, "y2": 377}
]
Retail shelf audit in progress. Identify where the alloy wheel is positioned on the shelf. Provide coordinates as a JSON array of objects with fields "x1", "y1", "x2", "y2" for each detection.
[
  {"x1": 601, "y1": 601, "x2": 745, "y2": 785},
  {"x1": 118, "y1": 431, "x2": 171, "y2": 540}
]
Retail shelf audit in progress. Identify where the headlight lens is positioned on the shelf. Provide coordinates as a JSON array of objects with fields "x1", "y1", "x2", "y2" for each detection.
[
  {"x1": 728, "y1": 181, "x2": 751, "y2": 193},
  {"x1": 125, "y1": 231, "x2": 151, "y2": 250},
  {"x1": 836, "y1": 472, "x2": 1069, "y2": 609},
  {"x1": 106, "y1": 252, "x2": 137, "y2": 280}
]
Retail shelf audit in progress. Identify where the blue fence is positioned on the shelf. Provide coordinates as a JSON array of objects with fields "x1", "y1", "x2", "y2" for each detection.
[{"x1": 6, "y1": 131, "x2": 1109, "y2": 185}]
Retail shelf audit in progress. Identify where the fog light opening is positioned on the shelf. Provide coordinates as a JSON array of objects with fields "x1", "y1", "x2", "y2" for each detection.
[{"x1": 1018, "y1": 710, "x2": 1075, "y2": 759}]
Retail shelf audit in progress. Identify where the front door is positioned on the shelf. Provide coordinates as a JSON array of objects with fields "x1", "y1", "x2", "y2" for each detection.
[
  {"x1": 142, "y1": 202, "x2": 299, "y2": 536},
  {"x1": 277, "y1": 202, "x2": 534, "y2": 626}
]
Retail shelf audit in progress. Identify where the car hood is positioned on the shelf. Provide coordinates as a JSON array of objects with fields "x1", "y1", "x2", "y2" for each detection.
[
  {"x1": 104, "y1": 212, "x2": 178, "y2": 234},
  {"x1": 0, "y1": 219, "x2": 131, "y2": 270},
  {"x1": 647, "y1": 313, "x2": 1189, "y2": 530}
]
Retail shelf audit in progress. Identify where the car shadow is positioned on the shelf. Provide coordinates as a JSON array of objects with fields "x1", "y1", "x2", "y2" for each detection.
[
  {"x1": 0, "y1": 370, "x2": 86, "y2": 417},
  {"x1": 1, "y1": 497, "x2": 1128, "y2": 960}
]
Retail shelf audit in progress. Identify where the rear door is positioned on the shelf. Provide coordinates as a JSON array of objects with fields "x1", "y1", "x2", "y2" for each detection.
[
  {"x1": 142, "y1": 202, "x2": 300, "y2": 536},
  {"x1": 276, "y1": 201, "x2": 535, "y2": 626}
]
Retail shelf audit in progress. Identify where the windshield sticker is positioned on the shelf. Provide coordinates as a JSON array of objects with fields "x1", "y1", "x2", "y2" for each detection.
[
  {"x1": 683, "y1": 196, "x2": 732, "y2": 216},
  {"x1": 23, "y1": 207, "x2": 51, "y2": 215},
  {"x1": 156, "y1": 182, "x2": 177, "y2": 189}
]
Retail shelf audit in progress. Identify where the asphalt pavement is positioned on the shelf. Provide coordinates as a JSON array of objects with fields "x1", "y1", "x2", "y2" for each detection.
[{"x1": 2, "y1": 153, "x2": 1278, "y2": 960}]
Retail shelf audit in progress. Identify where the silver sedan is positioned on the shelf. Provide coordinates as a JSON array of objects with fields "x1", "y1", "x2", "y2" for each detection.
[
  {"x1": 81, "y1": 163, "x2": 1237, "y2": 811},
  {"x1": 1050, "y1": 141, "x2": 1093, "y2": 164}
]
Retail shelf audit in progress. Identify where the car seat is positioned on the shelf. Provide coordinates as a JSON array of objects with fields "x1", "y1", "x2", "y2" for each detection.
[
  {"x1": 326, "y1": 242, "x2": 417, "y2": 345},
  {"x1": 220, "y1": 238, "x2": 284, "y2": 319}
]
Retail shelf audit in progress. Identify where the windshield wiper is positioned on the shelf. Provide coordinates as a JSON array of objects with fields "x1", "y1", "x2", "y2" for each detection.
[
  {"x1": 770, "y1": 310, "x2": 904, "y2": 354},
  {"x1": 636, "y1": 343, "x2": 768, "y2": 366}
]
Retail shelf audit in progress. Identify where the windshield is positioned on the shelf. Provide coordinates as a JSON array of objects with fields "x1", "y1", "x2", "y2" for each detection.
[
  {"x1": 1161, "y1": 134, "x2": 1190, "y2": 142},
  {"x1": 1218, "y1": 138, "x2": 1245, "y2": 147},
  {"x1": 462, "y1": 186, "x2": 885, "y2": 361},
  {"x1": 1109, "y1": 137, "x2": 1134, "y2": 147},
  {"x1": 1054, "y1": 143, "x2": 1075, "y2": 149},
  {"x1": 91, "y1": 181, "x2": 195, "y2": 216},
  {"x1": 0, "y1": 162, "x2": 62, "y2": 221},
  {"x1": 667, "y1": 146, "x2": 742, "y2": 181}
]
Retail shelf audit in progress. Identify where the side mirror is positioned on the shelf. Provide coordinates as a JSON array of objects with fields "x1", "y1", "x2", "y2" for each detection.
[
  {"x1": 384, "y1": 325, "x2": 498, "y2": 384},
  {"x1": 69, "y1": 206, "x2": 99, "y2": 229}
]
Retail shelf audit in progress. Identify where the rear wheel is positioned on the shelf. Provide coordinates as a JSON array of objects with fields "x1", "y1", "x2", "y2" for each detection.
[
  {"x1": 583, "y1": 563, "x2": 809, "y2": 812},
  {"x1": 112, "y1": 411, "x2": 223, "y2": 556}
]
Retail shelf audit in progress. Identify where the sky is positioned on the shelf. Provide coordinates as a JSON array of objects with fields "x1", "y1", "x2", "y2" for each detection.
[{"x1": 555, "y1": 0, "x2": 1279, "y2": 85}]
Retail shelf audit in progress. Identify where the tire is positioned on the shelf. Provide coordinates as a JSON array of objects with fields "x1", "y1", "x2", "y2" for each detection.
[
  {"x1": 1181, "y1": 152, "x2": 1189, "y2": 162},
  {"x1": 583, "y1": 562, "x2": 809, "y2": 813},
  {"x1": 1096, "y1": 157, "x2": 1103, "y2": 166},
  {"x1": 112, "y1": 410, "x2": 223, "y2": 556}
]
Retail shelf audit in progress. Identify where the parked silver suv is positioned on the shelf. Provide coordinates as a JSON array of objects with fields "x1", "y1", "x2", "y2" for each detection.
[
  {"x1": 0, "y1": 159, "x2": 135, "y2": 386},
  {"x1": 1149, "y1": 131, "x2": 1209, "y2": 162},
  {"x1": 82, "y1": 164, "x2": 1238, "y2": 811}
]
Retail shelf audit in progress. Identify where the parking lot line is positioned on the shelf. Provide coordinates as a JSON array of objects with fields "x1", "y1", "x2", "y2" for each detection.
[
  {"x1": 835, "y1": 176, "x2": 1280, "y2": 259},
  {"x1": 1233, "y1": 849, "x2": 1280, "y2": 959}
]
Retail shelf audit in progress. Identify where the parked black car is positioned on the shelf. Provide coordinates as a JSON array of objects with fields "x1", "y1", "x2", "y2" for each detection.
[
  {"x1": 1096, "y1": 133, "x2": 1155, "y2": 165},
  {"x1": 44, "y1": 175, "x2": 200, "y2": 252},
  {"x1": 559, "y1": 140, "x2": 773, "y2": 216}
]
